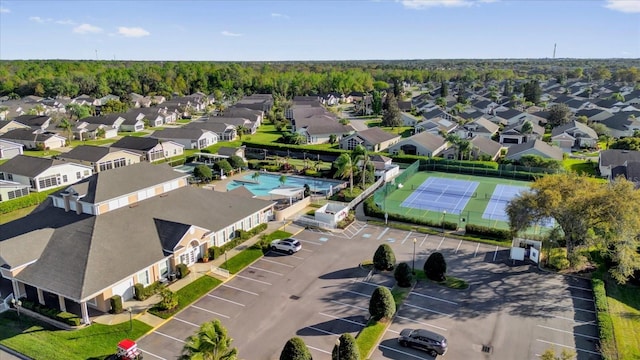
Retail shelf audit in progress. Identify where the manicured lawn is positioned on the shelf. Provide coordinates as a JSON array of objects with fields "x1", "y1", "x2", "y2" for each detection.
[
  {"x1": 356, "y1": 320, "x2": 388, "y2": 358},
  {"x1": 22, "y1": 150, "x2": 61, "y2": 158},
  {"x1": 0, "y1": 205, "x2": 37, "y2": 224},
  {"x1": 415, "y1": 270, "x2": 469, "y2": 289},
  {"x1": 606, "y1": 281, "x2": 640, "y2": 359},
  {"x1": 0, "y1": 312, "x2": 151, "y2": 360},
  {"x1": 221, "y1": 248, "x2": 264, "y2": 274},
  {"x1": 563, "y1": 158, "x2": 597, "y2": 176},
  {"x1": 149, "y1": 275, "x2": 222, "y2": 319},
  {"x1": 125, "y1": 131, "x2": 149, "y2": 137},
  {"x1": 69, "y1": 138, "x2": 118, "y2": 147}
]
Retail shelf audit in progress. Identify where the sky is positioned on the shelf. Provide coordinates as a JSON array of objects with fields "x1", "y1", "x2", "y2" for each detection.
[{"x1": 0, "y1": 0, "x2": 639, "y2": 61}]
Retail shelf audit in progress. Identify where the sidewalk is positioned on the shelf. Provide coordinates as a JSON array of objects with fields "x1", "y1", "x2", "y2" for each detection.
[{"x1": 93, "y1": 220, "x2": 305, "y2": 327}]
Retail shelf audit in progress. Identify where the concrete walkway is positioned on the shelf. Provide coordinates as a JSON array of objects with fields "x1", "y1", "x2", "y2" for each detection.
[{"x1": 93, "y1": 220, "x2": 305, "y2": 328}]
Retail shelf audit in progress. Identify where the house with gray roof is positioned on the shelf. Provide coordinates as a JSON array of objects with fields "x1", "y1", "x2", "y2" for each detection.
[
  {"x1": 470, "y1": 136, "x2": 503, "y2": 161},
  {"x1": 150, "y1": 128, "x2": 218, "y2": 149},
  {"x1": 0, "y1": 179, "x2": 30, "y2": 202},
  {"x1": 339, "y1": 127, "x2": 401, "y2": 152},
  {"x1": 505, "y1": 139, "x2": 563, "y2": 161},
  {"x1": 0, "y1": 119, "x2": 31, "y2": 134},
  {"x1": 598, "y1": 149, "x2": 640, "y2": 182},
  {"x1": 12, "y1": 115, "x2": 52, "y2": 131},
  {"x1": 387, "y1": 131, "x2": 448, "y2": 157},
  {"x1": 81, "y1": 114, "x2": 125, "y2": 130},
  {"x1": 111, "y1": 136, "x2": 184, "y2": 162},
  {"x1": 223, "y1": 107, "x2": 263, "y2": 126},
  {"x1": 457, "y1": 117, "x2": 500, "y2": 140},
  {"x1": 0, "y1": 155, "x2": 93, "y2": 191},
  {"x1": 551, "y1": 120, "x2": 598, "y2": 152},
  {"x1": 291, "y1": 106, "x2": 354, "y2": 144},
  {"x1": 499, "y1": 119, "x2": 545, "y2": 146},
  {"x1": 415, "y1": 117, "x2": 458, "y2": 135},
  {"x1": 600, "y1": 112, "x2": 640, "y2": 138},
  {"x1": 56, "y1": 145, "x2": 141, "y2": 173},
  {"x1": 184, "y1": 121, "x2": 237, "y2": 141},
  {"x1": 0, "y1": 128, "x2": 67, "y2": 150},
  {"x1": 118, "y1": 112, "x2": 145, "y2": 132},
  {"x1": 0, "y1": 139, "x2": 24, "y2": 159},
  {"x1": 0, "y1": 162, "x2": 275, "y2": 324},
  {"x1": 204, "y1": 116, "x2": 257, "y2": 134}
]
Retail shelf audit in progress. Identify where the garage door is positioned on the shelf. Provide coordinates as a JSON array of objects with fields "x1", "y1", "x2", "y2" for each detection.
[{"x1": 112, "y1": 278, "x2": 134, "y2": 300}]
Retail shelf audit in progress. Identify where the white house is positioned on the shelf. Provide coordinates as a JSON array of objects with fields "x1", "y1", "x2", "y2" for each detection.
[
  {"x1": 0, "y1": 155, "x2": 93, "y2": 192},
  {"x1": 0, "y1": 139, "x2": 24, "y2": 159},
  {"x1": 150, "y1": 128, "x2": 218, "y2": 150},
  {"x1": 387, "y1": 132, "x2": 448, "y2": 157}
]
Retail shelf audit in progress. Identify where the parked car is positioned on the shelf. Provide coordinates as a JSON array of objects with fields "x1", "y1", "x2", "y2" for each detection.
[
  {"x1": 270, "y1": 238, "x2": 302, "y2": 254},
  {"x1": 398, "y1": 328, "x2": 447, "y2": 357}
]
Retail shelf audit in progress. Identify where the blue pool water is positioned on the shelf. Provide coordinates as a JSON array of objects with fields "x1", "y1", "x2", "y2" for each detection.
[{"x1": 227, "y1": 173, "x2": 345, "y2": 196}]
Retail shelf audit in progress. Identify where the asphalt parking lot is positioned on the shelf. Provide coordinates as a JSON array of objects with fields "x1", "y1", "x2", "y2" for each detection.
[{"x1": 137, "y1": 222, "x2": 600, "y2": 360}]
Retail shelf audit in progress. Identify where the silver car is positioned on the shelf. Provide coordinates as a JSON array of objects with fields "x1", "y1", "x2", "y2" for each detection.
[
  {"x1": 398, "y1": 328, "x2": 447, "y2": 357},
  {"x1": 270, "y1": 238, "x2": 302, "y2": 254}
]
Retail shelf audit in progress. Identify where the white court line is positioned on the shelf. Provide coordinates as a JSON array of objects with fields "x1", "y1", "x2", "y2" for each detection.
[
  {"x1": 437, "y1": 237, "x2": 445, "y2": 250},
  {"x1": 493, "y1": 246, "x2": 499, "y2": 262},
  {"x1": 404, "y1": 303, "x2": 452, "y2": 317},
  {"x1": 395, "y1": 315, "x2": 447, "y2": 331},
  {"x1": 377, "y1": 227, "x2": 390, "y2": 240},
  {"x1": 248, "y1": 266, "x2": 283, "y2": 276},
  {"x1": 154, "y1": 331, "x2": 186, "y2": 343},
  {"x1": 207, "y1": 294, "x2": 245, "y2": 306},
  {"x1": 139, "y1": 349, "x2": 167, "y2": 360},
  {"x1": 410, "y1": 292, "x2": 458, "y2": 305},
  {"x1": 359, "y1": 281, "x2": 392, "y2": 289},
  {"x1": 191, "y1": 305, "x2": 230, "y2": 319},
  {"x1": 536, "y1": 339, "x2": 601, "y2": 356},
  {"x1": 307, "y1": 325, "x2": 338, "y2": 336},
  {"x1": 320, "y1": 312, "x2": 366, "y2": 327},
  {"x1": 236, "y1": 274, "x2": 272, "y2": 286},
  {"x1": 307, "y1": 345, "x2": 331, "y2": 354},
  {"x1": 455, "y1": 240, "x2": 462, "y2": 254},
  {"x1": 420, "y1": 234, "x2": 428, "y2": 247},
  {"x1": 379, "y1": 345, "x2": 429, "y2": 359},
  {"x1": 298, "y1": 239, "x2": 323, "y2": 246},
  {"x1": 537, "y1": 325, "x2": 599, "y2": 340},
  {"x1": 173, "y1": 317, "x2": 199, "y2": 327},
  {"x1": 401, "y1": 231, "x2": 413, "y2": 244},
  {"x1": 260, "y1": 258, "x2": 295, "y2": 268},
  {"x1": 474, "y1": 243, "x2": 480, "y2": 257},
  {"x1": 222, "y1": 284, "x2": 259, "y2": 296},
  {"x1": 331, "y1": 300, "x2": 368, "y2": 311},
  {"x1": 344, "y1": 289, "x2": 371, "y2": 298}
]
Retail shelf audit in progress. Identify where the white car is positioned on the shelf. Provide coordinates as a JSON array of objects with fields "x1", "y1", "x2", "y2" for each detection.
[{"x1": 270, "y1": 238, "x2": 302, "y2": 254}]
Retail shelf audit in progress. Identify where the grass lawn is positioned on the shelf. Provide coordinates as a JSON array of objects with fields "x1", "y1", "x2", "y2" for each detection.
[
  {"x1": 69, "y1": 138, "x2": 118, "y2": 147},
  {"x1": 606, "y1": 281, "x2": 640, "y2": 359},
  {"x1": 22, "y1": 150, "x2": 61, "y2": 158},
  {"x1": 0, "y1": 312, "x2": 151, "y2": 360},
  {"x1": 149, "y1": 275, "x2": 222, "y2": 319},
  {"x1": 124, "y1": 131, "x2": 149, "y2": 137},
  {"x1": 563, "y1": 158, "x2": 598, "y2": 176},
  {"x1": 415, "y1": 270, "x2": 469, "y2": 289},
  {"x1": 221, "y1": 230, "x2": 293, "y2": 274},
  {"x1": 356, "y1": 320, "x2": 388, "y2": 357},
  {"x1": 0, "y1": 205, "x2": 37, "y2": 224}
]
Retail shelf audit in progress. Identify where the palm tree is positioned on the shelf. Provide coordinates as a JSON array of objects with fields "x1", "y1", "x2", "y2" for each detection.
[
  {"x1": 236, "y1": 125, "x2": 247, "y2": 140},
  {"x1": 352, "y1": 145, "x2": 369, "y2": 189},
  {"x1": 59, "y1": 118, "x2": 74, "y2": 143},
  {"x1": 252, "y1": 171, "x2": 260, "y2": 183},
  {"x1": 444, "y1": 133, "x2": 461, "y2": 160},
  {"x1": 458, "y1": 139, "x2": 472, "y2": 161},
  {"x1": 279, "y1": 174, "x2": 287, "y2": 187},
  {"x1": 181, "y1": 319, "x2": 238, "y2": 360},
  {"x1": 334, "y1": 153, "x2": 356, "y2": 192}
]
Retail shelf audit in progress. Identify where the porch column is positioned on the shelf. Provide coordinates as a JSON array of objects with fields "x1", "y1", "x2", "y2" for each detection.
[
  {"x1": 80, "y1": 302, "x2": 90, "y2": 325},
  {"x1": 11, "y1": 279, "x2": 20, "y2": 298},
  {"x1": 58, "y1": 295, "x2": 66, "y2": 312},
  {"x1": 37, "y1": 288, "x2": 44, "y2": 305}
]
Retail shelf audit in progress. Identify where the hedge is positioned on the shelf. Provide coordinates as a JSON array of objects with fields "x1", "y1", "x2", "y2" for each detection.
[
  {"x1": 592, "y1": 268, "x2": 616, "y2": 360},
  {"x1": 208, "y1": 223, "x2": 268, "y2": 259},
  {"x1": 0, "y1": 187, "x2": 63, "y2": 214},
  {"x1": 363, "y1": 197, "x2": 457, "y2": 230},
  {"x1": 110, "y1": 295, "x2": 123, "y2": 314},
  {"x1": 18, "y1": 298, "x2": 82, "y2": 326},
  {"x1": 134, "y1": 281, "x2": 164, "y2": 301},
  {"x1": 243, "y1": 141, "x2": 346, "y2": 156},
  {"x1": 464, "y1": 224, "x2": 512, "y2": 241},
  {"x1": 176, "y1": 263, "x2": 190, "y2": 279}
]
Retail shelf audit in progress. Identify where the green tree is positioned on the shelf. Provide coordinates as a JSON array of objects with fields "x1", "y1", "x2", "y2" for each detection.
[
  {"x1": 424, "y1": 252, "x2": 447, "y2": 281},
  {"x1": 58, "y1": 118, "x2": 74, "y2": 143},
  {"x1": 521, "y1": 121, "x2": 533, "y2": 134},
  {"x1": 279, "y1": 337, "x2": 312, "y2": 360},
  {"x1": 381, "y1": 93, "x2": 402, "y2": 128},
  {"x1": 610, "y1": 92, "x2": 625, "y2": 102},
  {"x1": 372, "y1": 90, "x2": 382, "y2": 115},
  {"x1": 547, "y1": 104, "x2": 571, "y2": 128},
  {"x1": 228, "y1": 155, "x2": 246, "y2": 169},
  {"x1": 588, "y1": 122, "x2": 610, "y2": 137},
  {"x1": 440, "y1": 81, "x2": 448, "y2": 97},
  {"x1": 332, "y1": 333, "x2": 359, "y2": 360},
  {"x1": 100, "y1": 99, "x2": 129, "y2": 114},
  {"x1": 369, "y1": 286, "x2": 396, "y2": 321},
  {"x1": 394, "y1": 262, "x2": 413, "y2": 287},
  {"x1": 181, "y1": 319, "x2": 238, "y2": 360},
  {"x1": 158, "y1": 288, "x2": 178, "y2": 311},
  {"x1": 279, "y1": 174, "x2": 287, "y2": 187},
  {"x1": 523, "y1": 80, "x2": 541, "y2": 104},
  {"x1": 194, "y1": 164, "x2": 213, "y2": 181},
  {"x1": 373, "y1": 243, "x2": 396, "y2": 271},
  {"x1": 251, "y1": 171, "x2": 260, "y2": 182},
  {"x1": 435, "y1": 96, "x2": 447, "y2": 108},
  {"x1": 610, "y1": 137, "x2": 640, "y2": 151},
  {"x1": 214, "y1": 159, "x2": 233, "y2": 177},
  {"x1": 352, "y1": 144, "x2": 370, "y2": 189},
  {"x1": 333, "y1": 153, "x2": 356, "y2": 192},
  {"x1": 328, "y1": 134, "x2": 337, "y2": 144},
  {"x1": 236, "y1": 125, "x2": 247, "y2": 140}
]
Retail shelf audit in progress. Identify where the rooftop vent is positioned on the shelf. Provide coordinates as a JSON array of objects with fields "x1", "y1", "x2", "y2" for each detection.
[{"x1": 481, "y1": 345, "x2": 492, "y2": 353}]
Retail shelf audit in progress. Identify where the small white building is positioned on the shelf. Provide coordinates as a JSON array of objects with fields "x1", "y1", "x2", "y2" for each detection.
[{"x1": 315, "y1": 202, "x2": 350, "y2": 227}]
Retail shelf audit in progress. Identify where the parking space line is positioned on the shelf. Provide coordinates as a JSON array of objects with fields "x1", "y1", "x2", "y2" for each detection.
[
  {"x1": 474, "y1": 243, "x2": 480, "y2": 257},
  {"x1": 344, "y1": 289, "x2": 370, "y2": 298},
  {"x1": 537, "y1": 325, "x2": 599, "y2": 340},
  {"x1": 173, "y1": 317, "x2": 200, "y2": 327},
  {"x1": 567, "y1": 284, "x2": 593, "y2": 292},
  {"x1": 493, "y1": 246, "x2": 499, "y2": 262},
  {"x1": 401, "y1": 231, "x2": 413, "y2": 244},
  {"x1": 248, "y1": 265, "x2": 283, "y2": 276},
  {"x1": 307, "y1": 325, "x2": 339, "y2": 336},
  {"x1": 139, "y1": 349, "x2": 167, "y2": 360},
  {"x1": 260, "y1": 258, "x2": 295, "y2": 268},
  {"x1": 549, "y1": 314, "x2": 595, "y2": 324},
  {"x1": 331, "y1": 300, "x2": 368, "y2": 311},
  {"x1": 299, "y1": 249, "x2": 313, "y2": 254},
  {"x1": 191, "y1": 305, "x2": 230, "y2": 318},
  {"x1": 222, "y1": 284, "x2": 259, "y2": 296},
  {"x1": 379, "y1": 345, "x2": 429, "y2": 359},
  {"x1": 377, "y1": 228, "x2": 389, "y2": 240},
  {"x1": 236, "y1": 274, "x2": 272, "y2": 285},
  {"x1": 455, "y1": 240, "x2": 462, "y2": 254},
  {"x1": 298, "y1": 239, "x2": 323, "y2": 246},
  {"x1": 387, "y1": 328, "x2": 400, "y2": 334},
  {"x1": 536, "y1": 339, "x2": 601, "y2": 356},
  {"x1": 359, "y1": 281, "x2": 392, "y2": 289},
  {"x1": 567, "y1": 295, "x2": 594, "y2": 302},
  {"x1": 307, "y1": 345, "x2": 331, "y2": 354},
  {"x1": 396, "y1": 315, "x2": 447, "y2": 331},
  {"x1": 437, "y1": 237, "x2": 445, "y2": 250},
  {"x1": 207, "y1": 294, "x2": 245, "y2": 306},
  {"x1": 420, "y1": 234, "x2": 428, "y2": 247},
  {"x1": 404, "y1": 303, "x2": 452, "y2": 317},
  {"x1": 409, "y1": 292, "x2": 458, "y2": 305},
  {"x1": 320, "y1": 312, "x2": 366, "y2": 327},
  {"x1": 543, "y1": 280, "x2": 592, "y2": 292},
  {"x1": 154, "y1": 331, "x2": 186, "y2": 343}
]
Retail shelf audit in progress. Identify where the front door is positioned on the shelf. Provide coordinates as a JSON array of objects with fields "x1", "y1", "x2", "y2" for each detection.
[{"x1": 188, "y1": 240, "x2": 200, "y2": 265}]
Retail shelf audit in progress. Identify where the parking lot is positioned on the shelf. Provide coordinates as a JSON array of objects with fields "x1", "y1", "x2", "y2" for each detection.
[{"x1": 137, "y1": 222, "x2": 600, "y2": 360}]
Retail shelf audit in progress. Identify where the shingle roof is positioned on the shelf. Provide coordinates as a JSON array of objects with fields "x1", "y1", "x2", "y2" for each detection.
[
  {"x1": 0, "y1": 128, "x2": 63, "y2": 142},
  {"x1": 353, "y1": 127, "x2": 400, "y2": 144},
  {"x1": 403, "y1": 131, "x2": 446, "y2": 151},
  {"x1": 12, "y1": 115, "x2": 50, "y2": 126},
  {"x1": 0, "y1": 155, "x2": 68, "y2": 177},
  {"x1": 57, "y1": 145, "x2": 111, "y2": 162},
  {"x1": 551, "y1": 120, "x2": 598, "y2": 138},
  {"x1": 111, "y1": 136, "x2": 161, "y2": 151},
  {"x1": 470, "y1": 136, "x2": 502, "y2": 156},
  {"x1": 151, "y1": 128, "x2": 211, "y2": 140},
  {"x1": 599, "y1": 149, "x2": 640, "y2": 167},
  {"x1": 185, "y1": 121, "x2": 234, "y2": 133},
  {"x1": 506, "y1": 139, "x2": 563, "y2": 160}
]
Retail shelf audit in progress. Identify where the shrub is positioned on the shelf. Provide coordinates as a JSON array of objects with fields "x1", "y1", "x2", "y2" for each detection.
[
  {"x1": 465, "y1": 224, "x2": 511, "y2": 241},
  {"x1": 158, "y1": 288, "x2": 178, "y2": 311},
  {"x1": 373, "y1": 244, "x2": 396, "y2": 271},
  {"x1": 592, "y1": 269, "x2": 616, "y2": 359},
  {"x1": 280, "y1": 337, "x2": 312, "y2": 360},
  {"x1": 363, "y1": 197, "x2": 457, "y2": 230},
  {"x1": 110, "y1": 295, "x2": 123, "y2": 314},
  {"x1": 424, "y1": 252, "x2": 447, "y2": 281},
  {"x1": 56, "y1": 311, "x2": 82, "y2": 326},
  {"x1": 332, "y1": 333, "x2": 360, "y2": 360},
  {"x1": 394, "y1": 262, "x2": 413, "y2": 287},
  {"x1": 176, "y1": 263, "x2": 190, "y2": 279},
  {"x1": 369, "y1": 286, "x2": 396, "y2": 321},
  {"x1": 133, "y1": 283, "x2": 145, "y2": 300},
  {"x1": 134, "y1": 281, "x2": 164, "y2": 300},
  {"x1": 549, "y1": 255, "x2": 570, "y2": 271}
]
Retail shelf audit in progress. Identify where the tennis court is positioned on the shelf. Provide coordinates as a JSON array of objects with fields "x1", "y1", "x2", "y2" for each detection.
[
  {"x1": 482, "y1": 184, "x2": 528, "y2": 222},
  {"x1": 400, "y1": 177, "x2": 479, "y2": 214}
]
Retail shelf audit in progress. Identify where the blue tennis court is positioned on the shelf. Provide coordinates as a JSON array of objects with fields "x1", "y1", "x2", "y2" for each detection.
[
  {"x1": 400, "y1": 177, "x2": 479, "y2": 214},
  {"x1": 482, "y1": 184, "x2": 528, "y2": 222}
]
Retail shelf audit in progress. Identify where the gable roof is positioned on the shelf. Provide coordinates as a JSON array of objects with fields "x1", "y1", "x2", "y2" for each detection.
[
  {"x1": 12, "y1": 115, "x2": 50, "y2": 127},
  {"x1": 599, "y1": 149, "x2": 640, "y2": 167},
  {"x1": 57, "y1": 145, "x2": 138, "y2": 162},
  {"x1": 0, "y1": 155, "x2": 78, "y2": 177},
  {"x1": 402, "y1": 131, "x2": 447, "y2": 151},
  {"x1": 506, "y1": 139, "x2": 563, "y2": 160},
  {"x1": 150, "y1": 128, "x2": 214, "y2": 140},
  {"x1": 185, "y1": 121, "x2": 235, "y2": 133},
  {"x1": 551, "y1": 120, "x2": 598, "y2": 138},
  {"x1": 601, "y1": 112, "x2": 640, "y2": 131},
  {"x1": 111, "y1": 136, "x2": 164, "y2": 151},
  {"x1": 352, "y1": 127, "x2": 400, "y2": 144},
  {"x1": 470, "y1": 136, "x2": 502, "y2": 156}
]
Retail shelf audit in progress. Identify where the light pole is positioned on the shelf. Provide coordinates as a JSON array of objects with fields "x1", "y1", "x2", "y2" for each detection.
[
  {"x1": 442, "y1": 210, "x2": 447, "y2": 234},
  {"x1": 335, "y1": 337, "x2": 341, "y2": 360},
  {"x1": 11, "y1": 298, "x2": 22, "y2": 322},
  {"x1": 412, "y1": 238, "x2": 417, "y2": 274},
  {"x1": 127, "y1": 307, "x2": 133, "y2": 332}
]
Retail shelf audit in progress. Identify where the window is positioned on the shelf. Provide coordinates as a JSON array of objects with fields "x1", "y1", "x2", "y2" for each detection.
[
  {"x1": 83, "y1": 170, "x2": 90, "y2": 176},
  {"x1": 76, "y1": 171, "x2": 81, "y2": 179},
  {"x1": 7, "y1": 174, "x2": 13, "y2": 181},
  {"x1": 38, "y1": 175, "x2": 59, "y2": 189},
  {"x1": 137, "y1": 270, "x2": 150, "y2": 286},
  {"x1": 0, "y1": 173, "x2": 4, "y2": 180},
  {"x1": 114, "y1": 158, "x2": 126, "y2": 168},
  {"x1": 62, "y1": 174, "x2": 68, "y2": 182},
  {"x1": 99, "y1": 162, "x2": 113, "y2": 172}
]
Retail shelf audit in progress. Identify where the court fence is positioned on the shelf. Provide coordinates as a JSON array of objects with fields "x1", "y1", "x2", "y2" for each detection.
[{"x1": 418, "y1": 160, "x2": 563, "y2": 181}]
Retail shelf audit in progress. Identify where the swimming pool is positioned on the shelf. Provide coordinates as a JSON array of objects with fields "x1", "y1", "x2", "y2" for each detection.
[{"x1": 226, "y1": 173, "x2": 346, "y2": 197}]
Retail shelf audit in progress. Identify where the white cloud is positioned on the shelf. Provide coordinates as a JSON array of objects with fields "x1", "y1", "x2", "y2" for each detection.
[
  {"x1": 399, "y1": 0, "x2": 498, "y2": 8},
  {"x1": 604, "y1": 0, "x2": 640, "y2": 13},
  {"x1": 55, "y1": 19, "x2": 75, "y2": 25},
  {"x1": 118, "y1": 26, "x2": 150, "y2": 37},
  {"x1": 0, "y1": 7, "x2": 10, "y2": 13},
  {"x1": 29, "y1": 16, "x2": 45, "y2": 23},
  {"x1": 221, "y1": 30, "x2": 242, "y2": 37},
  {"x1": 271, "y1": 12, "x2": 290, "y2": 19},
  {"x1": 73, "y1": 23, "x2": 103, "y2": 34}
]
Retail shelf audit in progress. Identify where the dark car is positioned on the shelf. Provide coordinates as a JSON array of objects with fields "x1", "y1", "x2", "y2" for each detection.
[{"x1": 398, "y1": 328, "x2": 447, "y2": 357}]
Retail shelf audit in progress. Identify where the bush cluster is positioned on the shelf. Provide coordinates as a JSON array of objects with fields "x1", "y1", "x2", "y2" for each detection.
[
  {"x1": 592, "y1": 269, "x2": 616, "y2": 359},
  {"x1": 176, "y1": 263, "x2": 190, "y2": 279},
  {"x1": 394, "y1": 262, "x2": 413, "y2": 287},
  {"x1": 134, "y1": 281, "x2": 164, "y2": 301},
  {"x1": 373, "y1": 244, "x2": 396, "y2": 271},
  {"x1": 207, "y1": 223, "x2": 268, "y2": 259},
  {"x1": 0, "y1": 187, "x2": 60, "y2": 214},
  {"x1": 110, "y1": 295, "x2": 123, "y2": 314},
  {"x1": 464, "y1": 224, "x2": 511, "y2": 241},
  {"x1": 18, "y1": 298, "x2": 82, "y2": 326},
  {"x1": 364, "y1": 197, "x2": 457, "y2": 230},
  {"x1": 424, "y1": 252, "x2": 447, "y2": 281}
]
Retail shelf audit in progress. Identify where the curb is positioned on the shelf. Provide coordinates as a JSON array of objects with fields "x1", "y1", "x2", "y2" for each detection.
[{"x1": 0, "y1": 344, "x2": 31, "y2": 360}]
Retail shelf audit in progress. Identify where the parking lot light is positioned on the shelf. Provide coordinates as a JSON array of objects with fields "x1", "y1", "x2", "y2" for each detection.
[
  {"x1": 412, "y1": 238, "x2": 417, "y2": 274},
  {"x1": 442, "y1": 210, "x2": 447, "y2": 234}
]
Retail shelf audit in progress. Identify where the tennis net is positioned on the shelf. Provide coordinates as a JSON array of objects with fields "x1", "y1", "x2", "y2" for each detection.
[
  {"x1": 413, "y1": 187, "x2": 477, "y2": 198},
  {"x1": 485, "y1": 193, "x2": 517, "y2": 203}
]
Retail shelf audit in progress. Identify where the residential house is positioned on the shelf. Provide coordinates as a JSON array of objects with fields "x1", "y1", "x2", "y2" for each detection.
[
  {"x1": 184, "y1": 122, "x2": 237, "y2": 141},
  {"x1": 401, "y1": 112, "x2": 422, "y2": 127},
  {"x1": 575, "y1": 108, "x2": 613, "y2": 123},
  {"x1": 56, "y1": 145, "x2": 141, "y2": 173},
  {"x1": 204, "y1": 117, "x2": 257, "y2": 134},
  {"x1": 598, "y1": 149, "x2": 640, "y2": 182},
  {"x1": 12, "y1": 115, "x2": 52, "y2": 131},
  {"x1": 218, "y1": 146, "x2": 246, "y2": 161},
  {"x1": 600, "y1": 112, "x2": 640, "y2": 138},
  {"x1": 150, "y1": 128, "x2": 218, "y2": 150},
  {"x1": 111, "y1": 136, "x2": 184, "y2": 162},
  {"x1": 492, "y1": 108, "x2": 527, "y2": 125},
  {"x1": 367, "y1": 154, "x2": 399, "y2": 181},
  {"x1": 234, "y1": 94, "x2": 274, "y2": 112},
  {"x1": 0, "y1": 119, "x2": 31, "y2": 134},
  {"x1": 119, "y1": 112, "x2": 145, "y2": 132},
  {"x1": 0, "y1": 180, "x2": 30, "y2": 202},
  {"x1": 0, "y1": 129, "x2": 67, "y2": 150},
  {"x1": 387, "y1": 132, "x2": 448, "y2": 157},
  {"x1": 0, "y1": 162, "x2": 275, "y2": 324},
  {"x1": 73, "y1": 122, "x2": 118, "y2": 140},
  {"x1": 457, "y1": 117, "x2": 500, "y2": 140},
  {"x1": 71, "y1": 94, "x2": 98, "y2": 107},
  {"x1": 469, "y1": 136, "x2": 503, "y2": 161},
  {"x1": 499, "y1": 119, "x2": 545, "y2": 146},
  {"x1": 339, "y1": 127, "x2": 401, "y2": 152},
  {"x1": 290, "y1": 106, "x2": 354, "y2": 144},
  {"x1": 81, "y1": 114, "x2": 125, "y2": 131},
  {"x1": 415, "y1": 117, "x2": 458, "y2": 135},
  {"x1": 0, "y1": 139, "x2": 24, "y2": 159},
  {"x1": 0, "y1": 155, "x2": 93, "y2": 191},
  {"x1": 223, "y1": 107, "x2": 264, "y2": 126},
  {"x1": 505, "y1": 140, "x2": 563, "y2": 161},
  {"x1": 551, "y1": 120, "x2": 599, "y2": 152}
]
